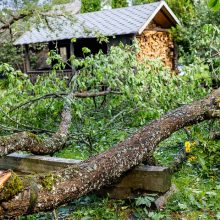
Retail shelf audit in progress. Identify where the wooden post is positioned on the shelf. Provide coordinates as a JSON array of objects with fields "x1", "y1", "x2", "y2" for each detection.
[
  {"x1": 173, "y1": 41, "x2": 178, "y2": 71},
  {"x1": 24, "y1": 44, "x2": 31, "y2": 73},
  {"x1": 70, "y1": 42, "x2": 75, "y2": 76}
]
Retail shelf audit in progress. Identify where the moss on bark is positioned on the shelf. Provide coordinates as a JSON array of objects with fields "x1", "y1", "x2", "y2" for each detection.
[{"x1": 0, "y1": 173, "x2": 23, "y2": 201}]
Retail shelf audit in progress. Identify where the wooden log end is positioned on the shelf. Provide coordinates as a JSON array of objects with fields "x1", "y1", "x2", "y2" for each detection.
[{"x1": 0, "y1": 170, "x2": 12, "y2": 191}]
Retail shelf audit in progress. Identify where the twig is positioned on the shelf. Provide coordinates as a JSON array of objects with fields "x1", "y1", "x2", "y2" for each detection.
[
  {"x1": 0, "y1": 107, "x2": 54, "y2": 134},
  {"x1": 168, "y1": 145, "x2": 186, "y2": 173},
  {"x1": 9, "y1": 93, "x2": 67, "y2": 113},
  {"x1": 10, "y1": 90, "x2": 121, "y2": 113},
  {"x1": 52, "y1": 209, "x2": 58, "y2": 220}
]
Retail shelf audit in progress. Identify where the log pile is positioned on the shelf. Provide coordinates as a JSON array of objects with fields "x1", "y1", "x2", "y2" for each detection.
[{"x1": 137, "y1": 22, "x2": 174, "y2": 69}]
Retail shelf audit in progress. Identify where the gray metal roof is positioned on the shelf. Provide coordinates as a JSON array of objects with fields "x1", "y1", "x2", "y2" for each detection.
[{"x1": 14, "y1": 1, "x2": 179, "y2": 45}]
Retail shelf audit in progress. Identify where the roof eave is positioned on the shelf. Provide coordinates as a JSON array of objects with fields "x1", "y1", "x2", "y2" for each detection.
[{"x1": 137, "y1": 1, "x2": 180, "y2": 35}]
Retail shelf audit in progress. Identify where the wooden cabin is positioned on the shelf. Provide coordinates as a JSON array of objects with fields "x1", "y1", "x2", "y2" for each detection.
[{"x1": 14, "y1": 1, "x2": 180, "y2": 78}]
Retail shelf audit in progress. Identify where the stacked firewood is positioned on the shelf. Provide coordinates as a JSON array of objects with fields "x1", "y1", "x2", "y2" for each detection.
[{"x1": 137, "y1": 25, "x2": 174, "y2": 69}]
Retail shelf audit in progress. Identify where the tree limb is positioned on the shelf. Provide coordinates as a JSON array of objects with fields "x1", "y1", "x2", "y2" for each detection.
[
  {"x1": 9, "y1": 89, "x2": 121, "y2": 113},
  {"x1": 0, "y1": 89, "x2": 121, "y2": 156},
  {"x1": 0, "y1": 93, "x2": 72, "y2": 156}
]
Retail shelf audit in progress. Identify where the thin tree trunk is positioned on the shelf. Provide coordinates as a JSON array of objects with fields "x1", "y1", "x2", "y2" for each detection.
[{"x1": 0, "y1": 89, "x2": 220, "y2": 218}]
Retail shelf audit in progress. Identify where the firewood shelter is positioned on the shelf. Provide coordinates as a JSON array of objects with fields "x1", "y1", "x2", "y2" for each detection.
[{"x1": 14, "y1": 1, "x2": 180, "y2": 78}]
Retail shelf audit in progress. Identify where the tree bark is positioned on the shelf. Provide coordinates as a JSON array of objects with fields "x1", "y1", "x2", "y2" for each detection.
[
  {"x1": 0, "y1": 93, "x2": 72, "y2": 156},
  {"x1": 0, "y1": 90, "x2": 121, "y2": 157},
  {"x1": 0, "y1": 89, "x2": 220, "y2": 218}
]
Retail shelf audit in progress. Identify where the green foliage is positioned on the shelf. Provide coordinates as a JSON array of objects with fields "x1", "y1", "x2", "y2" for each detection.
[
  {"x1": 0, "y1": 173, "x2": 23, "y2": 201},
  {"x1": 132, "y1": 0, "x2": 195, "y2": 21},
  {"x1": 52, "y1": 0, "x2": 71, "y2": 4},
  {"x1": 184, "y1": 122, "x2": 220, "y2": 177},
  {"x1": 171, "y1": 8, "x2": 220, "y2": 61},
  {"x1": 153, "y1": 120, "x2": 220, "y2": 219},
  {"x1": 135, "y1": 194, "x2": 156, "y2": 207},
  {"x1": 55, "y1": 42, "x2": 211, "y2": 158},
  {"x1": 81, "y1": 0, "x2": 101, "y2": 13},
  {"x1": 112, "y1": 0, "x2": 128, "y2": 8},
  {"x1": 170, "y1": 1, "x2": 220, "y2": 87},
  {"x1": 208, "y1": 0, "x2": 220, "y2": 11},
  {"x1": 0, "y1": 43, "x2": 23, "y2": 69},
  {"x1": 69, "y1": 196, "x2": 126, "y2": 220},
  {"x1": 165, "y1": 166, "x2": 220, "y2": 218},
  {"x1": 0, "y1": 63, "x2": 66, "y2": 136},
  {"x1": 133, "y1": 208, "x2": 164, "y2": 220}
]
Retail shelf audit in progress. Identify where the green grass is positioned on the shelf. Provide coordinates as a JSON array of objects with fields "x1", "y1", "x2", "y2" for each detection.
[{"x1": 163, "y1": 164, "x2": 220, "y2": 220}]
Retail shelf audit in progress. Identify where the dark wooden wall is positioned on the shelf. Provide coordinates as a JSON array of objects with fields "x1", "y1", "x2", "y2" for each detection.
[{"x1": 34, "y1": 34, "x2": 134, "y2": 71}]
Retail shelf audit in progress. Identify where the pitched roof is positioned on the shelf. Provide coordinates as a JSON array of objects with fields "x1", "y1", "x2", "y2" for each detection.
[{"x1": 14, "y1": 1, "x2": 180, "y2": 45}]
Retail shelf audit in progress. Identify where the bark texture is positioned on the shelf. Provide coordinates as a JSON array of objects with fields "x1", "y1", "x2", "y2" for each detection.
[
  {"x1": 0, "y1": 90, "x2": 120, "y2": 157},
  {"x1": 0, "y1": 89, "x2": 220, "y2": 218},
  {"x1": 0, "y1": 99, "x2": 71, "y2": 156}
]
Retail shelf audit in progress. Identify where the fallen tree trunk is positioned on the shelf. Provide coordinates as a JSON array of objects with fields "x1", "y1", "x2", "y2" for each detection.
[{"x1": 0, "y1": 89, "x2": 220, "y2": 218}]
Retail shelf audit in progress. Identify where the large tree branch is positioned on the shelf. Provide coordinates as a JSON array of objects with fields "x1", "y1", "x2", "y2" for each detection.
[
  {"x1": 0, "y1": 93, "x2": 72, "y2": 156},
  {"x1": 0, "y1": 8, "x2": 71, "y2": 37},
  {"x1": 0, "y1": 12, "x2": 32, "y2": 32},
  {"x1": 0, "y1": 89, "x2": 220, "y2": 218},
  {"x1": 0, "y1": 89, "x2": 120, "y2": 156}
]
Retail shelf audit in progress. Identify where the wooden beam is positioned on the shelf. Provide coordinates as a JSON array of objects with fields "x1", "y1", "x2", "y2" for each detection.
[
  {"x1": 24, "y1": 44, "x2": 31, "y2": 72},
  {"x1": 70, "y1": 42, "x2": 74, "y2": 57},
  {"x1": 70, "y1": 42, "x2": 76, "y2": 75},
  {"x1": 0, "y1": 153, "x2": 81, "y2": 173},
  {"x1": 101, "y1": 166, "x2": 171, "y2": 199},
  {"x1": 144, "y1": 27, "x2": 170, "y2": 32}
]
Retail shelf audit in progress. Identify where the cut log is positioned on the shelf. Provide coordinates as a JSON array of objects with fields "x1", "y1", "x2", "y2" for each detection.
[
  {"x1": 0, "y1": 89, "x2": 220, "y2": 218},
  {"x1": 0, "y1": 171, "x2": 11, "y2": 192}
]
